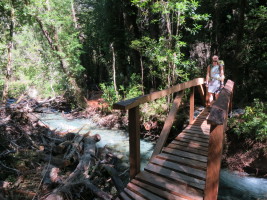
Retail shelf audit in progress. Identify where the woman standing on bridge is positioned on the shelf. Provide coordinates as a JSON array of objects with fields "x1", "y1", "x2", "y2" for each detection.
[{"x1": 205, "y1": 55, "x2": 225, "y2": 107}]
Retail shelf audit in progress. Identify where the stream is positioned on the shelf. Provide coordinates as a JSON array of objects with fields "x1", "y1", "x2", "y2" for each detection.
[{"x1": 39, "y1": 113, "x2": 267, "y2": 200}]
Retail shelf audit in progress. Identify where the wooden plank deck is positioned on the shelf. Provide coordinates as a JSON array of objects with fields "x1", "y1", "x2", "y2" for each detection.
[{"x1": 120, "y1": 108, "x2": 211, "y2": 200}]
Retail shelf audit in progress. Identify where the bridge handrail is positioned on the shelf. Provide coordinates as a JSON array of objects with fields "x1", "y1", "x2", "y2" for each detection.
[
  {"x1": 204, "y1": 79, "x2": 234, "y2": 200},
  {"x1": 113, "y1": 78, "x2": 204, "y2": 110},
  {"x1": 113, "y1": 77, "x2": 205, "y2": 179}
]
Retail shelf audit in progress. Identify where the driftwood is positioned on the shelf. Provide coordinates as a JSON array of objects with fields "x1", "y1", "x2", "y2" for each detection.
[
  {"x1": 43, "y1": 134, "x2": 112, "y2": 200},
  {"x1": 42, "y1": 165, "x2": 62, "y2": 185},
  {"x1": 40, "y1": 154, "x2": 71, "y2": 168},
  {"x1": 1, "y1": 101, "x2": 126, "y2": 200},
  {"x1": 101, "y1": 164, "x2": 124, "y2": 194},
  {"x1": 44, "y1": 180, "x2": 112, "y2": 200},
  {"x1": 63, "y1": 134, "x2": 84, "y2": 160}
]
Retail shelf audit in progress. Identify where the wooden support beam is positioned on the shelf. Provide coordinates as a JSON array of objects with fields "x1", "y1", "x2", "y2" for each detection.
[
  {"x1": 189, "y1": 87, "x2": 194, "y2": 124},
  {"x1": 150, "y1": 92, "x2": 184, "y2": 159},
  {"x1": 128, "y1": 106, "x2": 140, "y2": 179},
  {"x1": 204, "y1": 124, "x2": 224, "y2": 200},
  {"x1": 113, "y1": 78, "x2": 204, "y2": 110}
]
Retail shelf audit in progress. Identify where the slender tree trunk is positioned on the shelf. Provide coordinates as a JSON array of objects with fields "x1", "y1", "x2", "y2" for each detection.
[
  {"x1": 110, "y1": 43, "x2": 119, "y2": 98},
  {"x1": 70, "y1": 0, "x2": 78, "y2": 29},
  {"x1": 36, "y1": 18, "x2": 85, "y2": 107},
  {"x1": 37, "y1": 0, "x2": 85, "y2": 107},
  {"x1": 211, "y1": 0, "x2": 219, "y2": 55},
  {"x1": 231, "y1": 0, "x2": 246, "y2": 89},
  {"x1": 2, "y1": 2, "x2": 15, "y2": 102},
  {"x1": 163, "y1": 2, "x2": 174, "y2": 106},
  {"x1": 167, "y1": 63, "x2": 171, "y2": 105},
  {"x1": 140, "y1": 55, "x2": 144, "y2": 95}
]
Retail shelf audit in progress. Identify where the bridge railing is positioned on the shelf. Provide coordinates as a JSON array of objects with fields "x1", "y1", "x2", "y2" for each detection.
[
  {"x1": 113, "y1": 78, "x2": 205, "y2": 179},
  {"x1": 204, "y1": 79, "x2": 234, "y2": 200}
]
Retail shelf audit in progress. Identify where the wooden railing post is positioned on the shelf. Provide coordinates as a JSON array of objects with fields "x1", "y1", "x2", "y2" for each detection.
[
  {"x1": 189, "y1": 86, "x2": 194, "y2": 124},
  {"x1": 128, "y1": 106, "x2": 140, "y2": 179},
  {"x1": 204, "y1": 124, "x2": 224, "y2": 200}
]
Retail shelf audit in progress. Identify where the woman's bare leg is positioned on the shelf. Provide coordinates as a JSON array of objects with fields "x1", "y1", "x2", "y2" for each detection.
[{"x1": 208, "y1": 93, "x2": 213, "y2": 106}]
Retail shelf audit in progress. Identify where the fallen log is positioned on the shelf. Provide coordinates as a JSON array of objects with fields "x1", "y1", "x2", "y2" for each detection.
[
  {"x1": 101, "y1": 164, "x2": 124, "y2": 194},
  {"x1": 63, "y1": 130, "x2": 89, "y2": 160},
  {"x1": 44, "y1": 134, "x2": 104, "y2": 200},
  {"x1": 40, "y1": 153, "x2": 71, "y2": 168},
  {"x1": 44, "y1": 180, "x2": 112, "y2": 200}
]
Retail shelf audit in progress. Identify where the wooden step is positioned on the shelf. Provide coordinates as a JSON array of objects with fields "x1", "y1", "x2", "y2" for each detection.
[
  {"x1": 145, "y1": 163, "x2": 205, "y2": 190},
  {"x1": 197, "y1": 115, "x2": 209, "y2": 120},
  {"x1": 127, "y1": 182, "x2": 166, "y2": 200},
  {"x1": 186, "y1": 124, "x2": 210, "y2": 130},
  {"x1": 150, "y1": 156, "x2": 206, "y2": 179},
  {"x1": 185, "y1": 125, "x2": 210, "y2": 132},
  {"x1": 135, "y1": 171, "x2": 203, "y2": 200},
  {"x1": 177, "y1": 133, "x2": 209, "y2": 143},
  {"x1": 182, "y1": 129, "x2": 210, "y2": 137},
  {"x1": 178, "y1": 132, "x2": 209, "y2": 142},
  {"x1": 174, "y1": 136, "x2": 209, "y2": 147},
  {"x1": 167, "y1": 143, "x2": 208, "y2": 156},
  {"x1": 124, "y1": 187, "x2": 146, "y2": 200},
  {"x1": 131, "y1": 179, "x2": 187, "y2": 200},
  {"x1": 156, "y1": 153, "x2": 207, "y2": 170},
  {"x1": 171, "y1": 140, "x2": 208, "y2": 151},
  {"x1": 191, "y1": 121, "x2": 208, "y2": 126},
  {"x1": 163, "y1": 147, "x2": 207, "y2": 162},
  {"x1": 120, "y1": 191, "x2": 132, "y2": 200}
]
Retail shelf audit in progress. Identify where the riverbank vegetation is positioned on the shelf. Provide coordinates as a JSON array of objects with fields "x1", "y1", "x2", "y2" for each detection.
[
  {"x1": 1, "y1": 0, "x2": 267, "y2": 199},
  {"x1": 222, "y1": 99, "x2": 267, "y2": 176}
]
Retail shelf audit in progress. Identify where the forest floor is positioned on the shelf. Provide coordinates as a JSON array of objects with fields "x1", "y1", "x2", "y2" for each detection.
[{"x1": 0, "y1": 97, "x2": 130, "y2": 200}]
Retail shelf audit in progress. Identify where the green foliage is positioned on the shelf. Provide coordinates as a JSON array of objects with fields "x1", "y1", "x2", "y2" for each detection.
[
  {"x1": 229, "y1": 99, "x2": 267, "y2": 141},
  {"x1": 120, "y1": 73, "x2": 143, "y2": 100},
  {"x1": 99, "y1": 83, "x2": 120, "y2": 108},
  {"x1": 141, "y1": 97, "x2": 168, "y2": 122},
  {"x1": 0, "y1": 0, "x2": 85, "y2": 102},
  {"x1": 130, "y1": 0, "x2": 208, "y2": 89},
  {"x1": 8, "y1": 81, "x2": 27, "y2": 98},
  {"x1": 100, "y1": 74, "x2": 143, "y2": 109}
]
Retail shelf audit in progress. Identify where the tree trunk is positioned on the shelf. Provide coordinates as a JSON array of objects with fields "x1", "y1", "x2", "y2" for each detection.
[
  {"x1": 2, "y1": 2, "x2": 15, "y2": 102},
  {"x1": 211, "y1": 0, "x2": 219, "y2": 55},
  {"x1": 110, "y1": 43, "x2": 119, "y2": 98},
  {"x1": 70, "y1": 0, "x2": 78, "y2": 29},
  {"x1": 35, "y1": 18, "x2": 85, "y2": 107},
  {"x1": 140, "y1": 55, "x2": 144, "y2": 95},
  {"x1": 231, "y1": 0, "x2": 246, "y2": 86}
]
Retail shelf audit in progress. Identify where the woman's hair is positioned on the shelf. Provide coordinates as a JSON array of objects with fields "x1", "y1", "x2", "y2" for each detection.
[
  {"x1": 212, "y1": 55, "x2": 220, "y2": 65},
  {"x1": 212, "y1": 55, "x2": 219, "y2": 59}
]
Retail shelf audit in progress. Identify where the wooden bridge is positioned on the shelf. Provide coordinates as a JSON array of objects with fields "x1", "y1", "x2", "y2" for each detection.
[{"x1": 113, "y1": 78, "x2": 234, "y2": 200}]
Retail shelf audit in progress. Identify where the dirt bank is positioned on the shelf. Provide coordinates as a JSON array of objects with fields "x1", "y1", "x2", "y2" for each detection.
[{"x1": 222, "y1": 131, "x2": 267, "y2": 177}]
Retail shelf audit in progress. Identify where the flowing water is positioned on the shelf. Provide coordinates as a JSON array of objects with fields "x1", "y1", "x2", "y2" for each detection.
[
  {"x1": 39, "y1": 113, "x2": 267, "y2": 200},
  {"x1": 38, "y1": 113, "x2": 154, "y2": 170}
]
